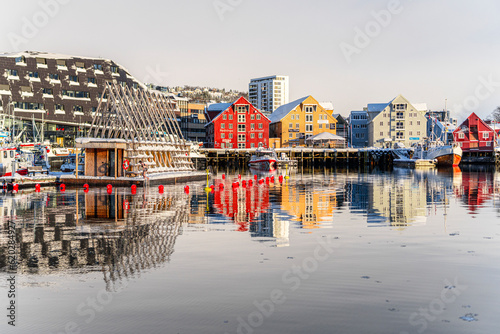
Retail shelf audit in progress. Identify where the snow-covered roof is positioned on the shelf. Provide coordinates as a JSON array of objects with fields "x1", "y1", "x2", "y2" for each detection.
[
  {"x1": 268, "y1": 96, "x2": 309, "y2": 123},
  {"x1": 76, "y1": 138, "x2": 127, "y2": 144},
  {"x1": 1, "y1": 51, "x2": 110, "y2": 61},
  {"x1": 412, "y1": 103, "x2": 428, "y2": 112},
  {"x1": 207, "y1": 102, "x2": 232, "y2": 112},
  {"x1": 305, "y1": 132, "x2": 345, "y2": 141},
  {"x1": 319, "y1": 101, "x2": 334, "y2": 111}
]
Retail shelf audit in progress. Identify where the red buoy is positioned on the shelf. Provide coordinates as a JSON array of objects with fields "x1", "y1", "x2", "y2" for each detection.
[
  {"x1": 13, "y1": 183, "x2": 19, "y2": 192},
  {"x1": 222, "y1": 174, "x2": 225, "y2": 180},
  {"x1": 238, "y1": 174, "x2": 241, "y2": 179},
  {"x1": 59, "y1": 183, "x2": 65, "y2": 192},
  {"x1": 131, "y1": 184, "x2": 137, "y2": 194},
  {"x1": 35, "y1": 184, "x2": 41, "y2": 192},
  {"x1": 159, "y1": 185, "x2": 164, "y2": 194},
  {"x1": 184, "y1": 185, "x2": 189, "y2": 194},
  {"x1": 254, "y1": 175, "x2": 258, "y2": 180},
  {"x1": 242, "y1": 180, "x2": 247, "y2": 187},
  {"x1": 219, "y1": 183, "x2": 224, "y2": 189}
]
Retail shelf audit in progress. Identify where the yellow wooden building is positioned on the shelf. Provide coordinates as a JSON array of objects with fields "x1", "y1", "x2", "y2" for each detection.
[{"x1": 269, "y1": 95, "x2": 338, "y2": 147}]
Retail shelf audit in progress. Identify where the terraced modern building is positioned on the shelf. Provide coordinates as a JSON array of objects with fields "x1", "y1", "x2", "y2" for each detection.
[{"x1": 0, "y1": 51, "x2": 145, "y2": 146}]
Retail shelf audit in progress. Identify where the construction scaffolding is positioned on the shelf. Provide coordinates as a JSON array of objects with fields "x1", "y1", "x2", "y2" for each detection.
[{"x1": 83, "y1": 82, "x2": 194, "y2": 177}]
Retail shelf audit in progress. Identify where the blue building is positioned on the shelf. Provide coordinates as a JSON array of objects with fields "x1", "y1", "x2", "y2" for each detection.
[{"x1": 349, "y1": 111, "x2": 368, "y2": 147}]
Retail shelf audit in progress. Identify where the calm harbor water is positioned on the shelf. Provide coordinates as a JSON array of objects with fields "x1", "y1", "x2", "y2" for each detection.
[{"x1": 1, "y1": 166, "x2": 499, "y2": 334}]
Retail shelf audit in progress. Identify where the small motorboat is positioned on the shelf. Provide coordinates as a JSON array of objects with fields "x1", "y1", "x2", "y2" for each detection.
[{"x1": 248, "y1": 148, "x2": 278, "y2": 171}]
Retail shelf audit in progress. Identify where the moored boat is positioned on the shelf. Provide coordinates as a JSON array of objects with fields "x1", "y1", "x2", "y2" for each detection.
[
  {"x1": 424, "y1": 144, "x2": 462, "y2": 166},
  {"x1": 413, "y1": 142, "x2": 462, "y2": 167},
  {"x1": 0, "y1": 145, "x2": 30, "y2": 176},
  {"x1": 248, "y1": 148, "x2": 277, "y2": 171}
]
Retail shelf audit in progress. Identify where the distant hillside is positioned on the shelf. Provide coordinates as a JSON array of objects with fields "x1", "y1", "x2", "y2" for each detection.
[{"x1": 147, "y1": 84, "x2": 248, "y2": 103}]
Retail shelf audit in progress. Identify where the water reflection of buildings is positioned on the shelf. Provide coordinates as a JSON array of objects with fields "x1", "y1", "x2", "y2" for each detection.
[
  {"x1": 0, "y1": 189, "x2": 188, "y2": 290},
  {"x1": 453, "y1": 167, "x2": 496, "y2": 213},
  {"x1": 369, "y1": 172, "x2": 428, "y2": 226},
  {"x1": 279, "y1": 176, "x2": 342, "y2": 229},
  {"x1": 211, "y1": 179, "x2": 290, "y2": 247},
  {"x1": 344, "y1": 171, "x2": 449, "y2": 226}
]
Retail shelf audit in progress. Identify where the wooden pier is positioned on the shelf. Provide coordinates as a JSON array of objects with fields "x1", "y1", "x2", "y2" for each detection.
[{"x1": 200, "y1": 147, "x2": 400, "y2": 169}]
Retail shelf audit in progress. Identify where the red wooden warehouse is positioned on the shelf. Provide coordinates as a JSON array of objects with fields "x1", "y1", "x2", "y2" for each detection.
[
  {"x1": 205, "y1": 97, "x2": 270, "y2": 149},
  {"x1": 452, "y1": 112, "x2": 496, "y2": 152}
]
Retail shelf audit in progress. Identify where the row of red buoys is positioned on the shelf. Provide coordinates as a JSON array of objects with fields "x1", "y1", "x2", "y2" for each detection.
[{"x1": 53, "y1": 175, "x2": 280, "y2": 195}]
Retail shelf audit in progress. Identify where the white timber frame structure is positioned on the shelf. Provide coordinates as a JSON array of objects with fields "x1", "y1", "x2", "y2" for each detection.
[{"x1": 82, "y1": 82, "x2": 193, "y2": 178}]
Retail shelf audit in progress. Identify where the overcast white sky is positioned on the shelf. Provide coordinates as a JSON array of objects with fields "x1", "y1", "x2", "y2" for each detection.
[{"x1": 1, "y1": 0, "x2": 499, "y2": 121}]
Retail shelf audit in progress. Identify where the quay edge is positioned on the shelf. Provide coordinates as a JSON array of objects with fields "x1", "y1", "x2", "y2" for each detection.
[{"x1": 59, "y1": 171, "x2": 208, "y2": 187}]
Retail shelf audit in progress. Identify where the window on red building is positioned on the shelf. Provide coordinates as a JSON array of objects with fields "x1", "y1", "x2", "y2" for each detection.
[{"x1": 235, "y1": 105, "x2": 248, "y2": 113}]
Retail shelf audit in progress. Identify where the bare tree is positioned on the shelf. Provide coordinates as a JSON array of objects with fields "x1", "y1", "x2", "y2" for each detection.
[{"x1": 489, "y1": 106, "x2": 500, "y2": 122}]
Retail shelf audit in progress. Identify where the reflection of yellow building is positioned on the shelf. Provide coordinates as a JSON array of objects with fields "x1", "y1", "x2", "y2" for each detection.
[
  {"x1": 280, "y1": 181, "x2": 338, "y2": 229},
  {"x1": 370, "y1": 177, "x2": 427, "y2": 226},
  {"x1": 269, "y1": 95, "x2": 338, "y2": 147}
]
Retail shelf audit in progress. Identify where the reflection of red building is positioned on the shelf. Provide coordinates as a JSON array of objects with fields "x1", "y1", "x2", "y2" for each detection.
[
  {"x1": 453, "y1": 112, "x2": 496, "y2": 152},
  {"x1": 212, "y1": 178, "x2": 271, "y2": 231},
  {"x1": 456, "y1": 171, "x2": 494, "y2": 212}
]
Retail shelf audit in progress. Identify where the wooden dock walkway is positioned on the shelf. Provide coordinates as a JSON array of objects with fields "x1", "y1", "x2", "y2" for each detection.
[{"x1": 200, "y1": 147, "x2": 402, "y2": 168}]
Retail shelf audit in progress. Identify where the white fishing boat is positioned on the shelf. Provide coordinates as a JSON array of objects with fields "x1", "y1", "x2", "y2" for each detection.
[
  {"x1": 413, "y1": 141, "x2": 462, "y2": 167},
  {"x1": 248, "y1": 148, "x2": 278, "y2": 171},
  {"x1": 0, "y1": 145, "x2": 30, "y2": 177}
]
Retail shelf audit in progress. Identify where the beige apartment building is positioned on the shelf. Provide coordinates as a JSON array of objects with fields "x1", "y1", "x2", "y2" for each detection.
[{"x1": 367, "y1": 94, "x2": 428, "y2": 148}]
